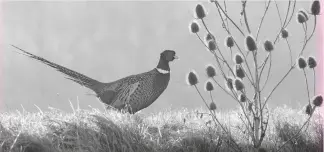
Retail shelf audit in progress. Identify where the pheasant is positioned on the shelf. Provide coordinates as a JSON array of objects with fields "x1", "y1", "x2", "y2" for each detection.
[{"x1": 11, "y1": 45, "x2": 178, "y2": 113}]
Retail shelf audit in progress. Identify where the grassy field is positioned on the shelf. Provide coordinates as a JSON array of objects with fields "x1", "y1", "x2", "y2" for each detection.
[{"x1": 0, "y1": 104, "x2": 322, "y2": 152}]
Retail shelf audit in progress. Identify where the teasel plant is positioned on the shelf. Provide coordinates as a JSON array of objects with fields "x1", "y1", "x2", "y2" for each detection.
[{"x1": 186, "y1": 1, "x2": 321, "y2": 151}]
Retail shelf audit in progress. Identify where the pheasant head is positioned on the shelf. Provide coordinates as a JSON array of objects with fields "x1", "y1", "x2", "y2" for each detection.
[{"x1": 157, "y1": 50, "x2": 178, "y2": 72}]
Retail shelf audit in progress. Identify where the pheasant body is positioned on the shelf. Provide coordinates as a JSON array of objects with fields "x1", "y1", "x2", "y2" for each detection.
[
  {"x1": 96, "y1": 69, "x2": 170, "y2": 113},
  {"x1": 11, "y1": 45, "x2": 177, "y2": 113}
]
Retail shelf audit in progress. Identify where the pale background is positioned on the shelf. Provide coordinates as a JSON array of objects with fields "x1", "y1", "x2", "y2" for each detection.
[{"x1": 1, "y1": 1, "x2": 320, "y2": 114}]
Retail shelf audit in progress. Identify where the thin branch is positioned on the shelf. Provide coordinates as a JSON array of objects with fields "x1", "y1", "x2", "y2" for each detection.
[
  {"x1": 201, "y1": 18, "x2": 236, "y2": 78},
  {"x1": 210, "y1": 91, "x2": 214, "y2": 103},
  {"x1": 303, "y1": 69, "x2": 311, "y2": 105},
  {"x1": 285, "y1": 38, "x2": 293, "y2": 66},
  {"x1": 256, "y1": 0, "x2": 272, "y2": 40},
  {"x1": 212, "y1": 77, "x2": 236, "y2": 100},
  {"x1": 273, "y1": 0, "x2": 297, "y2": 44},
  {"x1": 298, "y1": 19, "x2": 316, "y2": 57},
  {"x1": 213, "y1": 2, "x2": 255, "y2": 85},
  {"x1": 223, "y1": 0, "x2": 230, "y2": 32},
  {"x1": 213, "y1": 1, "x2": 245, "y2": 36},
  {"x1": 241, "y1": 0, "x2": 251, "y2": 33},
  {"x1": 262, "y1": 14, "x2": 317, "y2": 111},
  {"x1": 313, "y1": 69, "x2": 316, "y2": 96},
  {"x1": 239, "y1": 64, "x2": 254, "y2": 87},
  {"x1": 274, "y1": 0, "x2": 283, "y2": 26},
  {"x1": 261, "y1": 66, "x2": 294, "y2": 111},
  {"x1": 285, "y1": 0, "x2": 297, "y2": 28},
  {"x1": 195, "y1": 33, "x2": 225, "y2": 62},
  {"x1": 260, "y1": 53, "x2": 272, "y2": 91},
  {"x1": 276, "y1": 107, "x2": 316, "y2": 151},
  {"x1": 282, "y1": 0, "x2": 292, "y2": 29},
  {"x1": 193, "y1": 85, "x2": 242, "y2": 152}
]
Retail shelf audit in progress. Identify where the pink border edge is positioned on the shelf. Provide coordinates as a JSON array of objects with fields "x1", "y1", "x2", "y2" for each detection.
[{"x1": 319, "y1": 0, "x2": 324, "y2": 151}]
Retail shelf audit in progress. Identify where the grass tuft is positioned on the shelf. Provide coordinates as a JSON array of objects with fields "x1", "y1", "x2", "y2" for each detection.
[{"x1": 0, "y1": 106, "x2": 322, "y2": 152}]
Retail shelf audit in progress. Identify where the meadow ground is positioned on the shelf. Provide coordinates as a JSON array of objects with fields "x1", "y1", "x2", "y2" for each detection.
[{"x1": 0, "y1": 104, "x2": 322, "y2": 152}]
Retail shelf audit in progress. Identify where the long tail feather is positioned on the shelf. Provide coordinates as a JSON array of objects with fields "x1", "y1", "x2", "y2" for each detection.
[{"x1": 11, "y1": 45, "x2": 101, "y2": 90}]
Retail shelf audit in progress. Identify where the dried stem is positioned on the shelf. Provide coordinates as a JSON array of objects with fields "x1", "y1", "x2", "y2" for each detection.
[
  {"x1": 256, "y1": 0, "x2": 272, "y2": 40},
  {"x1": 260, "y1": 53, "x2": 272, "y2": 91},
  {"x1": 274, "y1": 0, "x2": 297, "y2": 44},
  {"x1": 195, "y1": 33, "x2": 225, "y2": 62},
  {"x1": 213, "y1": 2, "x2": 255, "y2": 86},
  {"x1": 201, "y1": 18, "x2": 236, "y2": 78},
  {"x1": 210, "y1": 91, "x2": 214, "y2": 103},
  {"x1": 241, "y1": 0, "x2": 251, "y2": 34},
  {"x1": 285, "y1": 38, "x2": 293, "y2": 66},
  {"x1": 262, "y1": 15, "x2": 317, "y2": 111},
  {"x1": 303, "y1": 69, "x2": 311, "y2": 105},
  {"x1": 212, "y1": 77, "x2": 236, "y2": 100},
  {"x1": 193, "y1": 85, "x2": 242, "y2": 152},
  {"x1": 213, "y1": 1, "x2": 245, "y2": 36},
  {"x1": 313, "y1": 69, "x2": 316, "y2": 95},
  {"x1": 276, "y1": 107, "x2": 316, "y2": 152}
]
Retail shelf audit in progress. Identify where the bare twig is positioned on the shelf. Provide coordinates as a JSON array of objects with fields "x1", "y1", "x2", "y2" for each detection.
[
  {"x1": 201, "y1": 18, "x2": 236, "y2": 78},
  {"x1": 262, "y1": 14, "x2": 317, "y2": 111},
  {"x1": 256, "y1": 0, "x2": 272, "y2": 40},
  {"x1": 313, "y1": 69, "x2": 316, "y2": 95},
  {"x1": 303, "y1": 69, "x2": 311, "y2": 105},
  {"x1": 274, "y1": 0, "x2": 297, "y2": 44},
  {"x1": 274, "y1": 0, "x2": 283, "y2": 26},
  {"x1": 214, "y1": 2, "x2": 255, "y2": 87},
  {"x1": 241, "y1": 0, "x2": 251, "y2": 33},
  {"x1": 285, "y1": 38, "x2": 293, "y2": 66},
  {"x1": 276, "y1": 107, "x2": 316, "y2": 152},
  {"x1": 260, "y1": 53, "x2": 272, "y2": 91},
  {"x1": 193, "y1": 85, "x2": 243, "y2": 152},
  {"x1": 213, "y1": 1, "x2": 245, "y2": 36},
  {"x1": 261, "y1": 66, "x2": 294, "y2": 111},
  {"x1": 212, "y1": 77, "x2": 236, "y2": 100},
  {"x1": 195, "y1": 33, "x2": 225, "y2": 62}
]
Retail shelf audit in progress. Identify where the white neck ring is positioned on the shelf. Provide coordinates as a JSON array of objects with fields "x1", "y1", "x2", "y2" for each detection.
[{"x1": 156, "y1": 68, "x2": 170, "y2": 74}]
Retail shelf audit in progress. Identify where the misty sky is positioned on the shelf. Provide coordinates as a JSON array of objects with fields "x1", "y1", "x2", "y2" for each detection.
[{"x1": 1, "y1": 1, "x2": 321, "y2": 114}]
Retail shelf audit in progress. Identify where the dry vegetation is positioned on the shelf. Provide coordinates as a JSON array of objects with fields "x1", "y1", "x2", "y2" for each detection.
[{"x1": 0, "y1": 105, "x2": 322, "y2": 152}]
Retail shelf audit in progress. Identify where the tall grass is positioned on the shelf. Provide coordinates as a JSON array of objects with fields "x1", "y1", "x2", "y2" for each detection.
[{"x1": 0, "y1": 105, "x2": 322, "y2": 152}]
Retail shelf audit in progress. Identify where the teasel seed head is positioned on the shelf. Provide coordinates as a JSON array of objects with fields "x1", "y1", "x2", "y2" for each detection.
[
  {"x1": 189, "y1": 20, "x2": 200, "y2": 34},
  {"x1": 263, "y1": 40, "x2": 274, "y2": 52},
  {"x1": 225, "y1": 36, "x2": 234, "y2": 48},
  {"x1": 234, "y1": 53, "x2": 244, "y2": 64},
  {"x1": 248, "y1": 103, "x2": 253, "y2": 112},
  {"x1": 313, "y1": 95, "x2": 323, "y2": 107},
  {"x1": 297, "y1": 57, "x2": 307, "y2": 69},
  {"x1": 305, "y1": 104, "x2": 312, "y2": 115},
  {"x1": 186, "y1": 70, "x2": 199, "y2": 86},
  {"x1": 297, "y1": 9, "x2": 309, "y2": 23},
  {"x1": 208, "y1": 40, "x2": 217, "y2": 52},
  {"x1": 234, "y1": 78, "x2": 244, "y2": 91},
  {"x1": 307, "y1": 56, "x2": 317, "y2": 69},
  {"x1": 206, "y1": 64, "x2": 217, "y2": 78},
  {"x1": 205, "y1": 33, "x2": 215, "y2": 42},
  {"x1": 205, "y1": 80, "x2": 214, "y2": 92},
  {"x1": 209, "y1": 102, "x2": 217, "y2": 111},
  {"x1": 239, "y1": 93, "x2": 247, "y2": 102},
  {"x1": 281, "y1": 29, "x2": 289, "y2": 39},
  {"x1": 195, "y1": 4, "x2": 206, "y2": 19},
  {"x1": 225, "y1": 77, "x2": 234, "y2": 91},
  {"x1": 311, "y1": 0, "x2": 320, "y2": 15},
  {"x1": 245, "y1": 35, "x2": 257, "y2": 51},
  {"x1": 235, "y1": 65, "x2": 245, "y2": 79}
]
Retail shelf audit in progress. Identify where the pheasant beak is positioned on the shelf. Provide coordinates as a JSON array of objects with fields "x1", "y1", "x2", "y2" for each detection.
[{"x1": 173, "y1": 55, "x2": 179, "y2": 60}]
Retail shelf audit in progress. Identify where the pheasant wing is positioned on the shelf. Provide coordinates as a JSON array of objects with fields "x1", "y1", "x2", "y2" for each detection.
[{"x1": 110, "y1": 81, "x2": 140, "y2": 110}]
